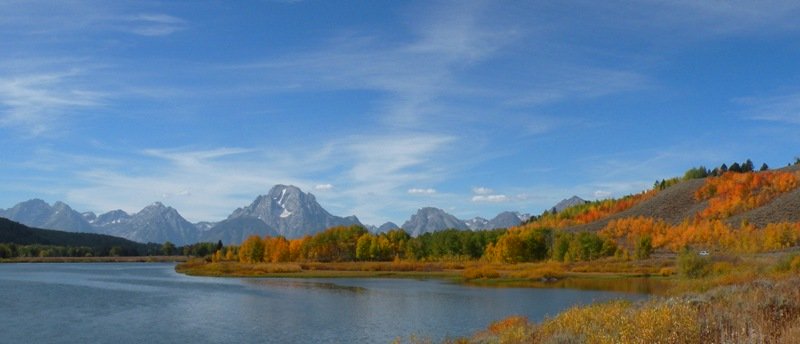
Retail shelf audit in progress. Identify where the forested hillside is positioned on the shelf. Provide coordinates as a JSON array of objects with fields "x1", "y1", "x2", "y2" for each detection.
[{"x1": 0, "y1": 217, "x2": 161, "y2": 257}]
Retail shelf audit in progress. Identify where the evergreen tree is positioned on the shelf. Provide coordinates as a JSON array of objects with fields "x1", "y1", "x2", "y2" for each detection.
[
  {"x1": 729, "y1": 162, "x2": 742, "y2": 173},
  {"x1": 742, "y1": 159, "x2": 754, "y2": 172},
  {"x1": 720, "y1": 163, "x2": 728, "y2": 173},
  {"x1": 162, "y1": 241, "x2": 176, "y2": 255},
  {"x1": 760, "y1": 163, "x2": 769, "y2": 171}
]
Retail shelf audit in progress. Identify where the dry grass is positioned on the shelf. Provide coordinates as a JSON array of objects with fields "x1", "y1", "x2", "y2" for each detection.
[
  {"x1": 175, "y1": 260, "x2": 302, "y2": 276},
  {"x1": 464, "y1": 277, "x2": 800, "y2": 344},
  {"x1": 175, "y1": 259, "x2": 468, "y2": 278},
  {"x1": 463, "y1": 266, "x2": 501, "y2": 280},
  {"x1": 299, "y1": 261, "x2": 462, "y2": 272},
  {"x1": 506, "y1": 262, "x2": 566, "y2": 280}
]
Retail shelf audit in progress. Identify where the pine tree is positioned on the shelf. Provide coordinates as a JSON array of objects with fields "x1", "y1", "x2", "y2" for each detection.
[
  {"x1": 760, "y1": 163, "x2": 769, "y2": 171},
  {"x1": 743, "y1": 159, "x2": 754, "y2": 172}
]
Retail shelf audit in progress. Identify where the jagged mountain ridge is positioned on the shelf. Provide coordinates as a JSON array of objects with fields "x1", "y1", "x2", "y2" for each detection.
[
  {"x1": 0, "y1": 199, "x2": 94, "y2": 233},
  {"x1": 220, "y1": 185, "x2": 362, "y2": 239},
  {"x1": 97, "y1": 202, "x2": 198, "y2": 245},
  {"x1": 401, "y1": 207, "x2": 469, "y2": 237},
  {"x1": 2, "y1": 186, "x2": 537, "y2": 244}
]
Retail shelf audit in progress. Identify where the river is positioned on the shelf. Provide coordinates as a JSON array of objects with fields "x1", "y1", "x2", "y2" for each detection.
[{"x1": 0, "y1": 263, "x2": 648, "y2": 343}]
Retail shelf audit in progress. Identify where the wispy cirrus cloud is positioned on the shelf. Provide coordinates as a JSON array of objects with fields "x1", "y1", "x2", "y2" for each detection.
[
  {"x1": 739, "y1": 92, "x2": 800, "y2": 125},
  {"x1": 54, "y1": 131, "x2": 458, "y2": 223},
  {"x1": 314, "y1": 184, "x2": 334, "y2": 191},
  {"x1": 233, "y1": 1, "x2": 518, "y2": 130},
  {"x1": 471, "y1": 194, "x2": 509, "y2": 203},
  {"x1": 408, "y1": 188, "x2": 437, "y2": 195},
  {"x1": 123, "y1": 13, "x2": 187, "y2": 36},
  {"x1": 0, "y1": 70, "x2": 104, "y2": 136}
]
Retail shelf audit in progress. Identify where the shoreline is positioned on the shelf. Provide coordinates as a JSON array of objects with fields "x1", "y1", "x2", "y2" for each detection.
[{"x1": 0, "y1": 256, "x2": 189, "y2": 263}]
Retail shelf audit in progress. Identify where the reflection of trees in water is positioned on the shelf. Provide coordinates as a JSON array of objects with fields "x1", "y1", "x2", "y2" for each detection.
[
  {"x1": 246, "y1": 279, "x2": 368, "y2": 293},
  {"x1": 471, "y1": 277, "x2": 673, "y2": 295}
]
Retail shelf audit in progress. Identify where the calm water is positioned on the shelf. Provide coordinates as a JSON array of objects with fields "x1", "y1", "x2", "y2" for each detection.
[{"x1": 0, "y1": 263, "x2": 647, "y2": 343}]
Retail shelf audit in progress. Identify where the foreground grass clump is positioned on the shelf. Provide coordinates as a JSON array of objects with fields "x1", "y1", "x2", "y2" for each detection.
[
  {"x1": 462, "y1": 265, "x2": 500, "y2": 280},
  {"x1": 464, "y1": 277, "x2": 800, "y2": 344}
]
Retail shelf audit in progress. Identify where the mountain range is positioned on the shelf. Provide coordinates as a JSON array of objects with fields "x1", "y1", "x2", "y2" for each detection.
[{"x1": 0, "y1": 185, "x2": 554, "y2": 245}]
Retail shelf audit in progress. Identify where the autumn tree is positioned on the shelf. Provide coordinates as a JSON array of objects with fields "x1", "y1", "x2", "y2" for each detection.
[
  {"x1": 239, "y1": 235, "x2": 265, "y2": 263},
  {"x1": 264, "y1": 236, "x2": 290, "y2": 262}
]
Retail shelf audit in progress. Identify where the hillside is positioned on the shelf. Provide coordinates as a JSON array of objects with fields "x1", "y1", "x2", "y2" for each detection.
[
  {"x1": 568, "y1": 178, "x2": 708, "y2": 232},
  {"x1": 0, "y1": 217, "x2": 159, "y2": 256}
]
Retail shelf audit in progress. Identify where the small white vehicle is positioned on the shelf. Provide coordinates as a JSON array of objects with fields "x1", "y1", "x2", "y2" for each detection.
[{"x1": 699, "y1": 250, "x2": 710, "y2": 256}]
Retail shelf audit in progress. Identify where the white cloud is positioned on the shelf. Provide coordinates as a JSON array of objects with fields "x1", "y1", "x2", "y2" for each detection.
[
  {"x1": 471, "y1": 194, "x2": 509, "y2": 203},
  {"x1": 739, "y1": 92, "x2": 800, "y2": 125},
  {"x1": 57, "y1": 132, "x2": 458, "y2": 223},
  {"x1": 235, "y1": 2, "x2": 517, "y2": 130},
  {"x1": 408, "y1": 188, "x2": 437, "y2": 195},
  {"x1": 508, "y1": 68, "x2": 649, "y2": 107},
  {"x1": 472, "y1": 186, "x2": 493, "y2": 195},
  {"x1": 314, "y1": 184, "x2": 334, "y2": 191},
  {"x1": 593, "y1": 190, "x2": 612, "y2": 199},
  {"x1": 124, "y1": 14, "x2": 187, "y2": 36},
  {"x1": 0, "y1": 71, "x2": 104, "y2": 136}
]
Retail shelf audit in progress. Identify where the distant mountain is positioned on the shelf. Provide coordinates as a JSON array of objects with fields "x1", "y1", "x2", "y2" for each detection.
[
  {"x1": 0, "y1": 217, "x2": 157, "y2": 255},
  {"x1": 200, "y1": 217, "x2": 279, "y2": 245},
  {"x1": 194, "y1": 221, "x2": 216, "y2": 232},
  {"x1": 464, "y1": 212, "x2": 526, "y2": 230},
  {"x1": 93, "y1": 203, "x2": 197, "y2": 245},
  {"x1": 222, "y1": 185, "x2": 362, "y2": 239},
  {"x1": 553, "y1": 196, "x2": 588, "y2": 213},
  {"x1": 465, "y1": 217, "x2": 489, "y2": 230},
  {"x1": 0, "y1": 199, "x2": 94, "y2": 233},
  {"x1": 486, "y1": 211, "x2": 525, "y2": 229},
  {"x1": 401, "y1": 207, "x2": 468, "y2": 236},
  {"x1": 82, "y1": 212, "x2": 97, "y2": 223},
  {"x1": 377, "y1": 222, "x2": 399, "y2": 232},
  {"x1": 94, "y1": 210, "x2": 132, "y2": 227}
]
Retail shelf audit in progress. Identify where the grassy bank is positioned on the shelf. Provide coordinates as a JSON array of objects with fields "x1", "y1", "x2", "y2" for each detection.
[
  {"x1": 174, "y1": 251, "x2": 789, "y2": 292},
  {"x1": 175, "y1": 260, "x2": 463, "y2": 279},
  {"x1": 1, "y1": 256, "x2": 189, "y2": 263},
  {"x1": 450, "y1": 275, "x2": 800, "y2": 344}
]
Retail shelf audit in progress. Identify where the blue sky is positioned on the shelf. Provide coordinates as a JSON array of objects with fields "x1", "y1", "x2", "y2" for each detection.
[{"x1": 1, "y1": 1, "x2": 800, "y2": 225}]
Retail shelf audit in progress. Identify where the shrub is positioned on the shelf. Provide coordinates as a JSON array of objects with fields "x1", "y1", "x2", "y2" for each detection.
[
  {"x1": 677, "y1": 248, "x2": 710, "y2": 278},
  {"x1": 659, "y1": 267, "x2": 675, "y2": 277},
  {"x1": 634, "y1": 235, "x2": 653, "y2": 260},
  {"x1": 462, "y1": 266, "x2": 500, "y2": 280}
]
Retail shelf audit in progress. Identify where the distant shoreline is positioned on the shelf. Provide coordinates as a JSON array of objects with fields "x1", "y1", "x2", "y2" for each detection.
[{"x1": 0, "y1": 256, "x2": 189, "y2": 263}]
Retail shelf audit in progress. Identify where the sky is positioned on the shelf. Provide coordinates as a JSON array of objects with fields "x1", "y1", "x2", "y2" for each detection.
[{"x1": 1, "y1": 0, "x2": 800, "y2": 225}]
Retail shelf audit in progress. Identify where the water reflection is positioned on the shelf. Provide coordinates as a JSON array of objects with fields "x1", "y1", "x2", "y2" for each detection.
[
  {"x1": 245, "y1": 279, "x2": 368, "y2": 293},
  {"x1": 469, "y1": 277, "x2": 675, "y2": 294},
  {"x1": 1, "y1": 263, "x2": 650, "y2": 343}
]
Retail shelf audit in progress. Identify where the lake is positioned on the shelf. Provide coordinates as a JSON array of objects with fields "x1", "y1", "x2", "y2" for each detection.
[{"x1": 0, "y1": 263, "x2": 647, "y2": 343}]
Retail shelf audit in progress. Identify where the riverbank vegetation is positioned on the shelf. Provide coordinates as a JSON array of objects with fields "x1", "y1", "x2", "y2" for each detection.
[{"x1": 451, "y1": 275, "x2": 800, "y2": 344}]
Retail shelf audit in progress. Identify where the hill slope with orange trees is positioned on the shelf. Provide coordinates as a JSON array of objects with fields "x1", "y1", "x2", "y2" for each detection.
[
  {"x1": 491, "y1": 162, "x2": 800, "y2": 261},
  {"x1": 594, "y1": 167, "x2": 800, "y2": 254},
  {"x1": 568, "y1": 178, "x2": 708, "y2": 233},
  {"x1": 558, "y1": 166, "x2": 800, "y2": 233}
]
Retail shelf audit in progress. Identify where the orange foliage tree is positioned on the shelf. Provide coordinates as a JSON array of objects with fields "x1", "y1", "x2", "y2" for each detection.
[
  {"x1": 695, "y1": 171, "x2": 799, "y2": 220},
  {"x1": 600, "y1": 216, "x2": 800, "y2": 254},
  {"x1": 520, "y1": 190, "x2": 657, "y2": 231}
]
